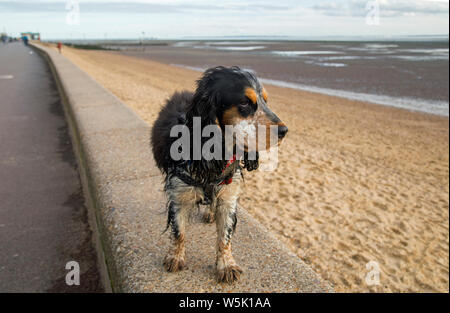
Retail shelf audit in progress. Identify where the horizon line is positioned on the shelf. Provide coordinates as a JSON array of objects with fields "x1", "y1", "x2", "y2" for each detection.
[{"x1": 33, "y1": 34, "x2": 450, "y2": 42}]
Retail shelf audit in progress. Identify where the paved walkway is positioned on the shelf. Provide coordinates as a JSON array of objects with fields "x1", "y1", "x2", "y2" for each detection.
[{"x1": 0, "y1": 42, "x2": 102, "y2": 292}]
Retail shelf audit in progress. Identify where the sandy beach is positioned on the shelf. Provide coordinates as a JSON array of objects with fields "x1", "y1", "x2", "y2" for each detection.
[{"x1": 54, "y1": 44, "x2": 449, "y2": 292}]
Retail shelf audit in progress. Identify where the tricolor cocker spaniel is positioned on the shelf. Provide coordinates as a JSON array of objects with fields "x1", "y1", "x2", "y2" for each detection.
[{"x1": 151, "y1": 66, "x2": 287, "y2": 283}]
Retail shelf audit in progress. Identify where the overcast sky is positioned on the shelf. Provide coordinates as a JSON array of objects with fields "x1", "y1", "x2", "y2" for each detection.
[{"x1": 0, "y1": 0, "x2": 448, "y2": 39}]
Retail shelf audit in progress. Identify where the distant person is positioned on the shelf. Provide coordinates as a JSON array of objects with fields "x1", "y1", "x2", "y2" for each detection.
[
  {"x1": 22, "y1": 36, "x2": 29, "y2": 46},
  {"x1": 57, "y1": 42, "x2": 62, "y2": 53}
]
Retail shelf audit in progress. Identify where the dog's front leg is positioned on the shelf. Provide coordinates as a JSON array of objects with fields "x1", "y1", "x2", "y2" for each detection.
[
  {"x1": 215, "y1": 176, "x2": 243, "y2": 283},
  {"x1": 164, "y1": 177, "x2": 202, "y2": 272},
  {"x1": 164, "y1": 199, "x2": 188, "y2": 272}
]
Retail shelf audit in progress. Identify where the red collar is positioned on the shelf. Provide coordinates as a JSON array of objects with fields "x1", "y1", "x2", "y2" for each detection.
[{"x1": 219, "y1": 155, "x2": 237, "y2": 185}]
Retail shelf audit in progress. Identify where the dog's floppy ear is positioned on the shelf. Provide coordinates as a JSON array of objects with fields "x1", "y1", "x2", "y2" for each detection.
[
  {"x1": 190, "y1": 67, "x2": 228, "y2": 127},
  {"x1": 191, "y1": 87, "x2": 221, "y2": 127}
]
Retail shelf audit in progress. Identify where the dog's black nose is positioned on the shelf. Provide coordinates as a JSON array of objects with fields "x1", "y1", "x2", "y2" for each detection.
[{"x1": 278, "y1": 125, "x2": 288, "y2": 139}]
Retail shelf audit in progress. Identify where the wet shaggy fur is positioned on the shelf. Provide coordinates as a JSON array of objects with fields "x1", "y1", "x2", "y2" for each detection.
[{"x1": 151, "y1": 66, "x2": 287, "y2": 283}]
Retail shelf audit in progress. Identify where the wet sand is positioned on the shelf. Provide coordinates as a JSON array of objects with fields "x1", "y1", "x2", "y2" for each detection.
[
  {"x1": 114, "y1": 40, "x2": 449, "y2": 107},
  {"x1": 56, "y1": 44, "x2": 449, "y2": 292}
]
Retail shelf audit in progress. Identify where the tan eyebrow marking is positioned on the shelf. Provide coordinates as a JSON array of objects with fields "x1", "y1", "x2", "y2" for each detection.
[
  {"x1": 245, "y1": 87, "x2": 257, "y2": 104},
  {"x1": 262, "y1": 88, "x2": 268, "y2": 102}
]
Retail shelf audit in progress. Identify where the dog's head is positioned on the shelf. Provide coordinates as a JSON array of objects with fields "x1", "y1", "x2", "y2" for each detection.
[{"x1": 191, "y1": 66, "x2": 288, "y2": 157}]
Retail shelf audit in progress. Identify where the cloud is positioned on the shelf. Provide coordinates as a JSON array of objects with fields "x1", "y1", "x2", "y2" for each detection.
[
  {"x1": 312, "y1": 0, "x2": 449, "y2": 17},
  {"x1": 0, "y1": 0, "x2": 291, "y2": 14},
  {"x1": 0, "y1": 0, "x2": 447, "y2": 38}
]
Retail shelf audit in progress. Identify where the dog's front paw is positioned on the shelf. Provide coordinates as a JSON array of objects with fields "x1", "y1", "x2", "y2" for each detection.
[
  {"x1": 243, "y1": 151, "x2": 259, "y2": 171},
  {"x1": 216, "y1": 264, "x2": 243, "y2": 283},
  {"x1": 202, "y1": 211, "x2": 215, "y2": 224},
  {"x1": 164, "y1": 255, "x2": 187, "y2": 272}
]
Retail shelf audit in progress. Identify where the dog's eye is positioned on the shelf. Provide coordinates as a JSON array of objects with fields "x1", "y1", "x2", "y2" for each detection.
[
  {"x1": 238, "y1": 98, "x2": 256, "y2": 117},
  {"x1": 241, "y1": 98, "x2": 253, "y2": 107}
]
